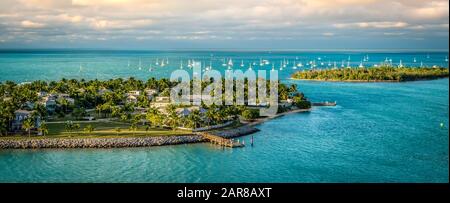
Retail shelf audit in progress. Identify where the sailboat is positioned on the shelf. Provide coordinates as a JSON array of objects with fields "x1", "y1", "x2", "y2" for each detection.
[
  {"x1": 445, "y1": 56, "x2": 448, "y2": 62},
  {"x1": 413, "y1": 57, "x2": 417, "y2": 63},
  {"x1": 78, "y1": 64, "x2": 83, "y2": 73},
  {"x1": 222, "y1": 58, "x2": 227, "y2": 67},
  {"x1": 271, "y1": 64, "x2": 275, "y2": 71},
  {"x1": 398, "y1": 60, "x2": 403, "y2": 68},
  {"x1": 166, "y1": 58, "x2": 169, "y2": 65},
  {"x1": 346, "y1": 61, "x2": 350, "y2": 68},
  {"x1": 341, "y1": 61, "x2": 345, "y2": 68},
  {"x1": 359, "y1": 61, "x2": 364, "y2": 68},
  {"x1": 420, "y1": 61, "x2": 424, "y2": 67},
  {"x1": 228, "y1": 58, "x2": 233, "y2": 67},
  {"x1": 155, "y1": 58, "x2": 159, "y2": 66},
  {"x1": 161, "y1": 59, "x2": 165, "y2": 67},
  {"x1": 279, "y1": 61, "x2": 283, "y2": 71},
  {"x1": 292, "y1": 61, "x2": 297, "y2": 70},
  {"x1": 138, "y1": 59, "x2": 142, "y2": 70},
  {"x1": 240, "y1": 60, "x2": 244, "y2": 67},
  {"x1": 333, "y1": 61, "x2": 337, "y2": 69},
  {"x1": 248, "y1": 63, "x2": 253, "y2": 71},
  {"x1": 149, "y1": 64, "x2": 153, "y2": 72},
  {"x1": 180, "y1": 61, "x2": 183, "y2": 69},
  {"x1": 127, "y1": 60, "x2": 130, "y2": 67}
]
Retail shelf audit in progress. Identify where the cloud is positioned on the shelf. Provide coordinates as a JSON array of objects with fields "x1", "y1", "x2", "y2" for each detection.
[
  {"x1": 0, "y1": 0, "x2": 448, "y2": 49},
  {"x1": 20, "y1": 20, "x2": 45, "y2": 28}
]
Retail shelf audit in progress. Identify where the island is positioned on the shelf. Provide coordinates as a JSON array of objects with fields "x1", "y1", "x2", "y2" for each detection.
[
  {"x1": 0, "y1": 77, "x2": 312, "y2": 149},
  {"x1": 291, "y1": 66, "x2": 449, "y2": 82}
]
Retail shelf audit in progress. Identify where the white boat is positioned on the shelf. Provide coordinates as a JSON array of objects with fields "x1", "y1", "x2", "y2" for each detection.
[
  {"x1": 413, "y1": 58, "x2": 417, "y2": 63},
  {"x1": 263, "y1": 60, "x2": 269, "y2": 65},
  {"x1": 155, "y1": 58, "x2": 159, "y2": 66},
  {"x1": 222, "y1": 58, "x2": 227, "y2": 67},
  {"x1": 240, "y1": 60, "x2": 244, "y2": 67},
  {"x1": 445, "y1": 56, "x2": 448, "y2": 62},
  {"x1": 138, "y1": 60, "x2": 142, "y2": 70},
  {"x1": 127, "y1": 60, "x2": 130, "y2": 67},
  {"x1": 180, "y1": 61, "x2": 183, "y2": 69},
  {"x1": 248, "y1": 63, "x2": 252, "y2": 71},
  {"x1": 271, "y1": 64, "x2": 275, "y2": 71},
  {"x1": 398, "y1": 60, "x2": 403, "y2": 68},
  {"x1": 359, "y1": 61, "x2": 364, "y2": 68},
  {"x1": 228, "y1": 58, "x2": 233, "y2": 67},
  {"x1": 161, "y1": 59, "x2": 165, "y2": 67}
]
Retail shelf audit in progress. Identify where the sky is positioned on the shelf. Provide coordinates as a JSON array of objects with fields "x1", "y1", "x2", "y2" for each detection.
[{"x1": 0, "y1": 0, "x2": 448, "y2": 50}]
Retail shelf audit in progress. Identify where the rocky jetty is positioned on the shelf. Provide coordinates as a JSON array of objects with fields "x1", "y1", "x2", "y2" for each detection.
[
  {"x1": 0, "y1": 135, "x2": 205, "y2": 149},
  {"x1": 210, "y1": 125, "x2": 260, "y2": 138}
]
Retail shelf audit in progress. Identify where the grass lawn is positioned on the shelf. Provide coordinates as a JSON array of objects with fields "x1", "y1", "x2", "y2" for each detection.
[{"x1": 0, "y1": 121, "x2": 192, "y2": 140}]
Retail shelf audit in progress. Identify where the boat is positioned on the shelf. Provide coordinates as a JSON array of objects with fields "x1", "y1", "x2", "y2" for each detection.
[
  {"x1": 445, "y1": 56, "x2": 448, "y2": 62},
  {"x1": 413, "y1": 57, "x2": 417, "y2": 63},
  {"x1": 180, "y1": 61, "x2": 183, "y2": 69},
  {"x1": 312, "y1": 101, "x2": 337, "y2": 106},
  {"x1": 138, "y1": 59, "x2": 142, "y2": 70},
  {"x1": 271, "y1": 64, "x2": 275, "y2": 71},
  {"x1": 398, "y1": 60, "x2": 403, "y2": 68},
  {"x1": 155, "y1": 58, "x2": 159, "y2": 66},
  {"x1": 222, "y1": 58, "x2": 227, "y2": 67},
  {"x1": 240, "y1": 60, "x2": 244, "y2": 67},
  {"x1": 228, "y1": 58, "x2": 233, "y2": 67},
  {"x1": 359, "y1": 61, "x2": 364, "y2": 68}
]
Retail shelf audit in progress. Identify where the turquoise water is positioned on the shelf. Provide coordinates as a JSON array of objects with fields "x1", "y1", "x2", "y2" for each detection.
[{"x1": 0, "y1": 50, "x2": 448, "y2": 182}]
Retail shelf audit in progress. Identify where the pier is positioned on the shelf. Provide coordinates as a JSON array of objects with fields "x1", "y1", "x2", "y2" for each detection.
[
  {"x1": 312, "y1": 101, "x2": 337, "y2": 106},
  {"x1": 198, "y1": 132, "x2": 245, "y2": 148}
]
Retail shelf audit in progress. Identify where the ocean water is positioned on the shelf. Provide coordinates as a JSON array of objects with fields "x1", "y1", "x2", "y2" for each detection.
[{"x1": 0, "y1": 50, "x2": 448, "y2": 182}]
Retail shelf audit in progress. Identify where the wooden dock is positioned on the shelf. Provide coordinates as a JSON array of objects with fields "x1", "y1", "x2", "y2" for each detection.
[
  {"x1": 198, "y1": 132, "x2": 245, "y2": 148},
  {"x1": 312, "y1": 101, "x2": 337, "y2": 106}
]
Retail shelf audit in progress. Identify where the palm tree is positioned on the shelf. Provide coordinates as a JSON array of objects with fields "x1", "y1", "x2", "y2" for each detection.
[
  {"x1": 187, "y1": 109, "x2": 201, "y2": 129},
  {"x1": 129, "y1": 122, "x2": 138, "y2": 136},
  {"x1": 83, "y1": 124, "x2": 94, "y2": 134},
  {"x1": 22, "y1": 118, "x2": 34, "y2": 137},
  {"x1": 165, "y1": 105, "x2": 179, "y2": 130},
  {"x1": 146, "y1": 107, "x2": 163, "y2": 128},
  {"x1": 38, "y1": 121, "x2": 48, "y2": 136}
]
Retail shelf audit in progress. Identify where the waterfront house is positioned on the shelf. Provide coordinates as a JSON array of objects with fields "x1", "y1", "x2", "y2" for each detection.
[
  {"x1": 128, "y1": 90, "x2": 140, "y2": 97},
  {"x1": 40, "y1": 96, "x2": 57, "y2": 113},
  {"x1": 126, "y1": 95, "x2": 138, "y2": 103},
  {"x1": 151, "y1": 96, "x2": 171, "y2": 109},
  {"x1": 11, "y1": 110, "x2": 41, "y2": 132},
  {"x1": 145, "y1": 88, "x2": 158, "y2": 100},
  {"x1": 37, "y1": 91, "x2": 48, "y2": 98},
  {"x1": 58, "y1": 93, "x2": 75, "y2": 105}
]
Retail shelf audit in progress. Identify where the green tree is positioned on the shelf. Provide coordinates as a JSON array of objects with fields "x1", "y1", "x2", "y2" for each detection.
[
  {"x1": 83, "y1": 124, "x2": 94, "y2": 134},
  {"x1": 22, "y1": 117, "x2": 34, "y2": 137},
  {"x1": 38, "y1": 121, "x2": 48, "y2": 136}
]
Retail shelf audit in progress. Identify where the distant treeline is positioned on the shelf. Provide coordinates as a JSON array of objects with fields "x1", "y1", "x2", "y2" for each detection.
[{"x1": 292, "y1": 67, "x2": 449, "y2": 82}]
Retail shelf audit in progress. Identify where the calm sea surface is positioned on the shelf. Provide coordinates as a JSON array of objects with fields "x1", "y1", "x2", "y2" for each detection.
[{"x1": 0, "y1": 50, "x2": 448, "y2": 182}]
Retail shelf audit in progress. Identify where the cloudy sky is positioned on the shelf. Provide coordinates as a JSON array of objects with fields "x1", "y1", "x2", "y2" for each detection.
[{"x1": 0, "y1": 0, "x2": 448, "y2": 50}]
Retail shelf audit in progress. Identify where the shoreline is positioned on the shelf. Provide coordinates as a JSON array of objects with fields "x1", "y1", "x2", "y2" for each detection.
[
  {"x1": 290, "y1": 77, "x2": 450, "y2": 83},
  {"x1": 0, "y1": 108, "x2": 311, "y2": 149}
]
